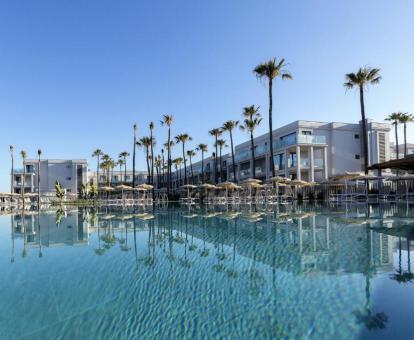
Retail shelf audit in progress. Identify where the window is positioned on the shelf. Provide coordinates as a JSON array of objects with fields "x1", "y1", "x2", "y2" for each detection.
[
  {"x1": 354, "y1": 134, "x2": 359, "y2": 139},
  {"x1": 355, "y1": 155, "x2": 360, "y2": 160},
  {"x1": 302, "y1": 131, "x2": 312, "y2": 135},
  {"x1": 274, "y1": 154, "x2": 285, "y2": 170},
  {"x1": 66, "y1": 177, "x2": 72, "y2": 180}
]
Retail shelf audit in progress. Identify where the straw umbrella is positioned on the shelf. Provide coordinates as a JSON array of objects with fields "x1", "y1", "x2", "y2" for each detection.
[
  {"x1": 198, "y1": 183, "x2": 217, "y2": 203},
  {"x1": 218, "y1": 181, "x2": 239, "y2": 201},
  {"x1": 115, "y1": 184, "x2": 133, "y2": 201},
  {"x1": 99, "y1": 186, "x2": 114, "y2": 199}
]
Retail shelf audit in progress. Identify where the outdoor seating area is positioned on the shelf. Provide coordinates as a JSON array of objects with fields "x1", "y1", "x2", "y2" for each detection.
[
  {"x1": 174, "y1": 172, "x2": 414, "y2": 206},
  {"x1": 97, "y1": 184, "x2": 154, "y2": 206}
]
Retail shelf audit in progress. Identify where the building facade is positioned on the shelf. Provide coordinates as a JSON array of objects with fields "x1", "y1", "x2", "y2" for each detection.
[
  {"x1": 12, "y1": 159, "x2": 88, "y2": 194},
  {"x1": 169, "y1": 119, "x2": 391, "y2": 187},
  {"x1": 88, "y1": 170, "x2": 148, "y2": 187},
  {"x1": 390, "y1": 143, "x2": 414, "y2": 160}
]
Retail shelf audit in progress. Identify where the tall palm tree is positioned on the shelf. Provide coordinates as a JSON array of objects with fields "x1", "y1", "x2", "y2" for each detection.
[
  {"x1": 187, "y1": 149, "x2": 196, "y2": 184},
  {"x1": 254, "y1": 57, "x2": 292, "y2": 177},
  {"x1": 173, "y1": 157, "x2": 183, "y2": 187},
  {"x1": 101, "y1": 154, "x2": 111, "y2": 185},
  {"x1": 196, "y1": 143, "x2": 208, "y2": 184},
  {"x1": 161, "y1": 114, "x2": 173, "y2": 193},
  {"x1": 216, "y1": 139, "x2": 227, "y2": 182},
  {"x1": 163, "y1": 140, "x2": 174, "y2": 188},
  {"x1": 155, "y1": 156, "x2": 162, "y2": 188},
  {"x1": 161, "y1": 148, "x2": 165, "y2": 187},
  {"x1": 9, "y1": 145, "x2": 14, "y2": 194},
  {"x1": 118, "y1": 159, "x2": 125, "y2": 184},
  {"x1": 92, "y1": 149, "x2": 103, "y2": 188},
  {"x1": 138, "y1": 137, "x2": 152, "y2": 184},
  {"x1": 20, "y1": 150, "x2": 27, "y2": 202},
  {"x1": 175, "y1": 133, "x2": 192, "y2": 185},
  {"x1": 109, "y1": 159, "x2": 116, "y2": 186},
  {"x1": 132, "y1": 124, "x2": 138, "y2": 188},
  {"x1": 240, "y1": 105, "x2": 262, "y2": 179},
  {"x1": 398, "y1": 112, "x2": 413, "y2": 157},
  {"x1": 119, "y1": 151, "x2": 130, "y2": 184},
  {"x1": 149, "y1": 122, "x2": 155, "y2": 184},
  {"x1": 209, "y1": 128, "x2": 222, "y2": 184},
  {"x1": 222, "y1": 120, "x2": 239, "y2": 182},
  {"x1": 37, "y1": 149, "x2": 42, "y2": 205},
  {"x1": 344, "y1": 67, "x2": 381, "y2": 173},
  {"x1": 385, "y1": 112, "x2": 402, "y2": 159}
]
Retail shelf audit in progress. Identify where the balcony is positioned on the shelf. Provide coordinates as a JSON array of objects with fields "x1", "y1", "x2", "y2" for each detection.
[
  {"x1": 240, "y1": 169, "x2": 251, "y2": 177},
  {"x1": 274, "y1": 135, "x2": 326, "y2": 149}
]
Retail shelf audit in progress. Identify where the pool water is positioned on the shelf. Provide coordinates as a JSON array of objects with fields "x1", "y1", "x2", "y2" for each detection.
[{"x1": 1, "y1": 203, "x2": 414, "y2": 339}]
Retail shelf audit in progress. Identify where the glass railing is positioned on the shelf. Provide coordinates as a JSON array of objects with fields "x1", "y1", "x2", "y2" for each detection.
[
  {"x1": 240, "y1": 169, "x2": 251, "y2": 177},
  {"x1": 273, "y1": 135, "x2": 326, "y2": 149},
  {"x1": 314, "y1": 158, "x2": 324, "y2": 167}
]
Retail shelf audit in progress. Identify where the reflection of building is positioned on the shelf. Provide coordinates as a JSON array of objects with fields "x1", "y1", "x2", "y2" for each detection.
[
  {"x1": 169, "y1": 119, "x2": 391, "y2": 186},
  {"x1": 11, "y1": 211, "x2": 89, "y2": 249},
  {"x1": 171, "y1": 212, "x2": 394, "y2": 275},
  {"x1": 12, "y1": 159, "x2": 88, "y2": 195}
]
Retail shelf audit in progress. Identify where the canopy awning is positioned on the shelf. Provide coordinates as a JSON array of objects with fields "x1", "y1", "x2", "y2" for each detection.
[{"x1": 368, "y1": 156, "x2": 414, "y2": 171}]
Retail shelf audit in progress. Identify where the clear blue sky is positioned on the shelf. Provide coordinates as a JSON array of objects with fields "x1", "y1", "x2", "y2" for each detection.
[{"x1": 1, "y1": 0, "x2": 413, "y2": 191}]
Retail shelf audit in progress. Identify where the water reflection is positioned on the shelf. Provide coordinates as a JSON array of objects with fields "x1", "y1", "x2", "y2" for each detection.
[{"x1": 1, "y1": 202, "x2": 414, "y2": 338}]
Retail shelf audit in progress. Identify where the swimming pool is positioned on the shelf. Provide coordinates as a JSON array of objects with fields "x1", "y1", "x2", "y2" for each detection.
[{"x1": 1, "y1": 203, "x2": 413, "y2": 339}]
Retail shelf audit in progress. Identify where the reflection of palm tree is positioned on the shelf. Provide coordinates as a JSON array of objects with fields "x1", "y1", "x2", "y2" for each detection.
[
  {"x1": 200, "y1": 217, "x2": 209, "y2": 257},
  {"x1": 11, "y1": 215, "x2": 15, "y2": 263},
  {"x1": 390, "y1": 236, "x2": 413, "y2": 283},
  {"x1": 227, "y1": 218, "x2": 239, "y2": 278},
  {"x1": 354, "y1": 227, "x2": 388, "y2": 330},
  {"x1": 95, "y1": 214, "x2": 105, "y2": 256}
]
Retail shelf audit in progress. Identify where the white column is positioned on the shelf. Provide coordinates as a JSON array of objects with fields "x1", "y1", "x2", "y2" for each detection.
[
  {"x1": 309, "y1": 146, "x2": 315, "y2": 182},
  {"x1": 296, "y1": 145, "x2": 301, "y2": 180},
  {"x1": 323, "y1": 146, "x2": 328, "y2": 180}
]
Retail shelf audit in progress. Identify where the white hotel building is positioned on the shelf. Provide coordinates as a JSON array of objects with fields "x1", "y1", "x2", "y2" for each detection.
[
  {"x1": 170, "y1": 119, "x2": 391, "y2": 187},
  {"x1": 12, "y1": 159, "x2": 88, "y2": 194}
]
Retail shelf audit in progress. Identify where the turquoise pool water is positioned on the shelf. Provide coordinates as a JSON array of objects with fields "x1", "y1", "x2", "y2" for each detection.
[{"x1": 1, "y1": 203, "x2": 414, "y2": 339}]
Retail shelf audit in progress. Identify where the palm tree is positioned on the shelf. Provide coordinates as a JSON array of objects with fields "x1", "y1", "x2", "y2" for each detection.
[
  {"x1": 119, "y1": 151, "x2": 130, "y2": 184},
  {"x1": 132, "y1": 124, "x2": 138, "y2": 188},
  {"x1": 161, "y1": 148, "x2": 165, "y2": 187},
  {"x1": 173, "y1": 157, "x2": 183, "y2": 187},
  {"x1": 398, "y1": 112, "x2": 413, "y2": 157},
  {"x1": 37, "y1": 149, "x2": 42, "y2": 205},
  {"x1": 254, "y1": 57, "x2": 292, "y2": 177},
  {"x1": 101, "y1": 154, "x2": 111, "y2": 185},
  {"x1": 385, "y1": 112, "x2": 402, "y2": 159},
  {"x1": 138, "y1": 137, "x2": 152, "y2": 184},
  {"x1": 163, "y1": 140, "x2": 174, "y2": 188},
  {"x1": 117, "y1": 159, "x2": 125, "y2": 184},
  {"x1": 20, "y1": 150, "x2": 27, "y2": 202},
  {"x1": 175, "y1": 133, "x2": 192, "y2": 185},
  {"x1": 92, "y1": 149, "x2": 103, "y2": 188},
  {"x1": 222, "y1": 120, "x2": 239, "y2": 182},
  {"x1": 161, "y1": 114, "x2": 173, "y2": 194},
  {"x1": 9, "y1": 145, "x2": 14, "y2": 194},
  {"x1": 187, "y1": 149, "x2": 196, "y2": 184},
  {"x1": 344, "y1": 67, "x2": 381, "y2": 173},
  {"x1": 155, "y1": 156, "x2": 162, "y2": 188},
  {"x1": 240, "y1": 105, "x2": 262, "y2": 179},
  {"x1": 209, "y1": 128, "x2": 222, "y2": 184},
  {"x1": 196, "y1": 143, "x2": 208, "y2": 184},
  {"x1": 216, "y1": 139, "x2": 227, "y2": 182},
  {"x1": 149, "y1": 122, "x2": 155, "y2": 184}
]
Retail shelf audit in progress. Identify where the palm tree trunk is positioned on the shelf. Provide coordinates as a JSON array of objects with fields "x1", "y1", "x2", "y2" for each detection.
[
  {"x1": 395, "y1": 123, "x2": 399, "y2": 159},
  {"x1": 404, "y1": 123, "x2": 407, "y2": 157},
  {"x1": 215, "y1": 137, "x2": 218, "y2": 184},
  {"x1": 359, "y1": 86, "x2": 369, "y2": 174},
  {"x1": 250, "y1": 132, "x2": 256, "y2": 179},
  {"x1": 190, "y1": 156, "x2": 194, "y2": 184},
  {"x1": 167, "y1": 128, "x2": 171, "y2": 194},
  {"x1": 124, "y1": 159, "x2": 127, "y2": 185},
  {"x1": 219, "y1": 147, "x2": 223, "y2": 182},
  {"x1": 230, "y1": 130, "x2": 236, "y2": 182},
  {"x1": 182, "y1": 143, "x2": 187, "y2": 185},
  {"x1": 150, "y1": 130, "x2": 154, "y2": 184},
  {"x1": 268, "y1": 78, "x2": 275, "y2": 178},
  {"x1": 201, "y1": 152, "x2": 204, "y2": 184},
  {"x1": 133, "y1": 130, "x2": 137, "y2": 188},
  {"x1": 145, "y1": 147, "x2": 150, "y2": 184},
  {"x1": 96, "y1": 157, "x2": 100, "y2": 189},
  {"x1": 11, "y1": 156, "x2": 14, "y2": 194}
]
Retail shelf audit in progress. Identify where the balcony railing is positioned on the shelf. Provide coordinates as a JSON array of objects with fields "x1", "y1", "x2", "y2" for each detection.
[{"x1": 274, "y1": 135, "x2": 326, "y2": 149}]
